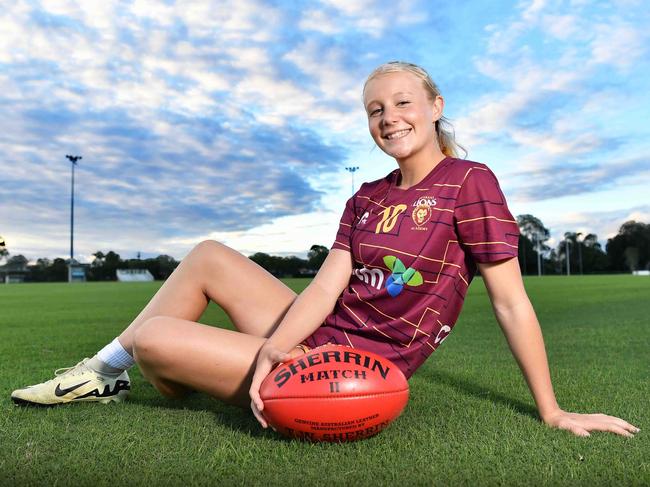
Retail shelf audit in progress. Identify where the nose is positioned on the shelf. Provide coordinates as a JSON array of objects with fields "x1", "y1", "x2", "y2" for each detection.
[{"x1": 380, "y1": 106, "x2": 398, "y2": 126}]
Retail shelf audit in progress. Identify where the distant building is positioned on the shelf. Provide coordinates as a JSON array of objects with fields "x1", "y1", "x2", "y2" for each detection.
[
  {"x1": 69, "y1": 262, "x2": 87, "y2": 282},
  {"x1": 116, "y1": 269, "x2": 154, "y2": 282},
  {"x1": 0, "y1": 260, "x2": 28, "y2": 284}
]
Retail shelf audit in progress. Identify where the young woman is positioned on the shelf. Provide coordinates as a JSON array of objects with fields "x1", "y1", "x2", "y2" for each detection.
[{"x1": 12, "y1": 62, "x2": 638, "y2": 438}]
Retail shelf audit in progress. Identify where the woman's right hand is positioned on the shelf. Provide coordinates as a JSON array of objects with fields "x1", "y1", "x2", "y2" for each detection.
[{"x1": 249, "y1": 343, "x2": 302, "y2": 428}]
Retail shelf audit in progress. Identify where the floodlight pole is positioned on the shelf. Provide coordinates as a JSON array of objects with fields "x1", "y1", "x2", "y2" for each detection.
[
  {"x1": 576, "y1": 232, "x2": 583, "y2": 275},
  {"x1": 565, "y1": 239, "x2": 571, "y2": 276},
  {"x1": 535, "y1": 232, "x2": 542, "y2": 276},
  {"x1": 66, "y1": 155, "x2": 82, "y2": 282},
  {"x1": 345, "y1": 166, "x2": 359, "y2": 196}
]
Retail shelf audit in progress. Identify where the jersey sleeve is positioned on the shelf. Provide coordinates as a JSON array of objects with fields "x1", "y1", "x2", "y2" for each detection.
[
  {"x1": 453, "y1": 165, "x2": 519, "y2": 263},
  {"x1": 331, "y1": 195, "x2": 356, "y2": 252}
]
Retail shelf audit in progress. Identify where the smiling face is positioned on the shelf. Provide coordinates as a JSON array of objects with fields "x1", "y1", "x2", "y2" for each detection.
[{"x1": 363, "y1": 71, "x2": 443, "y2": 164}]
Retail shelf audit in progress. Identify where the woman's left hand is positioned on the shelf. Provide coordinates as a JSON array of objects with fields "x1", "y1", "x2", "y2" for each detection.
[{"x1": 542, "y1": 409, "x2": 640, "y2": 437}]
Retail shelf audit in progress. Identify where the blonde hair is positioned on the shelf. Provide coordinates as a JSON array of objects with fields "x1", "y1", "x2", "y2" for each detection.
[{"x1": 363, "y1": 61, "x2": 466, "y2": 159}]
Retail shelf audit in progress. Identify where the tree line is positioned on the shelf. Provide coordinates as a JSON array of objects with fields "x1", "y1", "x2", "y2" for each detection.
[
  {"x1": 0, "y1": 251, "x2": 181, "y2": 282},
  {"x1": 517, "y1": 217, "x2": 649, "y2": 275},
  {"x1": 0, "y1": 245, "x2": 330, "y2": 282},
  {"x1": 1, "y1": 219, "x2": 648, "y2": 282}
]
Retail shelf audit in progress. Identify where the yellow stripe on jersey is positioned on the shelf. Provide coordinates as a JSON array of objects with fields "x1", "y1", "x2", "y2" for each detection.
[
  {"x1": 343, "y1": 330, "x2": 355, "y2": 348},
  {"x1": 463, "y1": 241, "x2": 518, "y2": 248},
  {"x1": 456, "y1": 215, "x2": 517, "y2": 224},
  {"x1": 461, "y1": 166, "x2": 489, "y2": 183}
]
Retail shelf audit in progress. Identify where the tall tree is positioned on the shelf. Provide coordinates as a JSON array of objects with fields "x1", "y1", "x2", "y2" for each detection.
[
  {"x1": 307, "y1": 245, "x2": 329, "y2": 271},
  {"x1": 516, "y1": 214, "x2": 550, "y2": 275},
  {"x1": 153, "y1": 255, "x2": 178, "y2": 279},
  {"x1": 249, "y1": 252, "x2": 309, "y2": 277},
  {"x1": 4, "y1": 254, "x2": 28, "y2": 269},
  {"x1": 92, "y1": 251, "x2": 106, "y2": 267},
  {"x1": 579, "y1": 233, "x2": 609, "y2": 273},
  {"x1": 557, "y1": 232, "x2": 580, "y2": 275},
  {"x1": 606, "y1": 221, "x2": 650, "y2": 272},
  {"x1": 49, "y1": 258, "x2": 68, "y2": 281}
]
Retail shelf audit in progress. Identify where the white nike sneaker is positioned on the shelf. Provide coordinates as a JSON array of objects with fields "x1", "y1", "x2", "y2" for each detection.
[{"x1": 11, "y1": 358, "x2": 130, "y2": 406}]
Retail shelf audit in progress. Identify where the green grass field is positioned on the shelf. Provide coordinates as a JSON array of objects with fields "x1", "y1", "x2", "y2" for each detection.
[{"x1": 1, "y1": 276, "x2": 648, "y2": 486}]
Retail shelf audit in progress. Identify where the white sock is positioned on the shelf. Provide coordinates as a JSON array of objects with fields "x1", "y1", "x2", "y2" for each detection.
[{"x1": 95, "y1": 338, "x2": 135, "y2": 371}]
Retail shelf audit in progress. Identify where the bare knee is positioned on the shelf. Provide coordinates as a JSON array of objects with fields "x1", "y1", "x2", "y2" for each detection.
[
  {"x1": 188, "y1": 239, "x2": 227, "y2": 266},
  {"x1": 132, "y1": 317, "x2": 191, "y2": 399},
  {"x1": 132, "y1": 316, "x2": 170, "y2": 368}
]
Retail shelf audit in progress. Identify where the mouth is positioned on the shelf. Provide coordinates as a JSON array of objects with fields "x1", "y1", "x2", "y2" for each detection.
[{"x1": 383, "y1": 128, "x2": 411, "y2": 140}]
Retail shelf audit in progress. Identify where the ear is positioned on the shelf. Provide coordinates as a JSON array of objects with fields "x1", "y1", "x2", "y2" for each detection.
[{"x1": 432, "y1": 95, "x2": 444, "y2": 122}]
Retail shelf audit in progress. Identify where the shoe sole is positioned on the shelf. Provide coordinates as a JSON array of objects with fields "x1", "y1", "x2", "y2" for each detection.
[{"x1": 11, "y1": 394, "x2": 128, "y2": 406}]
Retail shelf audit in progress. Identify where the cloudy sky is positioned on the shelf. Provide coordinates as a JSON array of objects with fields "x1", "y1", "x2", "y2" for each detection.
[{"x1": 2, "y1": 0, "x2": 649, "y2": 263}]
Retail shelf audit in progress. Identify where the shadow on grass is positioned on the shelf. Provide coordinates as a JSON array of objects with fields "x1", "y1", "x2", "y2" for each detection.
[
  {"x1": 125, "y1": 385, "x2": 372, "y2": 445},
  {"x1": 125, "y1": 384, "x2": 285, "y2": 440},
  {"x1": 421, "y1": 368, "x2": 539, "y2": 419}
]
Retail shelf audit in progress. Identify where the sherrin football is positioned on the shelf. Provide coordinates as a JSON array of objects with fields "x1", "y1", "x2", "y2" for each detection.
[{"x1": 259, "y1": 344, "x2": 409, "y2": 442}]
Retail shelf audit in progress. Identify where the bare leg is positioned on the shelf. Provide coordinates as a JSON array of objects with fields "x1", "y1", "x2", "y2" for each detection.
[
  {"x1": 118, "y1": 240, "x2": 297, "y2": 353},
  {"x1": 133, "y1": 317, "x2": 268, "y2": 406},
  {"x1": 124, "y1": 240, "x2": 302, "y2": 402}
]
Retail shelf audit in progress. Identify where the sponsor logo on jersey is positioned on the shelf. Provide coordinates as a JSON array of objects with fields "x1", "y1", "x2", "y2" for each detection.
[
  {"x1": 353, "y1": 266, "x2": 384, "y2": 290},
  {"x1": 383, "y1": 255, "x2": 423, "y2": 297}
]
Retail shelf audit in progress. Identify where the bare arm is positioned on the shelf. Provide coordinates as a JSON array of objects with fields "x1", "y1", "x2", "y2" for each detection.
[
  {"x1": 478, "y1": 258, "x2": 639, "y2": 437},
  {"x1": 249, "y1": 248, "x2": 352, "y2": 425},
  {"x1": 264, "y1": 248, "x2": 353, "y2": 352}
]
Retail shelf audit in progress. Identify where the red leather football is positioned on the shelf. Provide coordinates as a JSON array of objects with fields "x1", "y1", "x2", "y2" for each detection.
[{"x1": 259, "y1": 344, "x2": 409, "y2": 442}]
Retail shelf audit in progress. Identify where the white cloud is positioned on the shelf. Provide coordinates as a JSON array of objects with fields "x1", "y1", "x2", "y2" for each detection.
[
  {"x1": 520, "y1": 0, "x2": 548, "y2": 22},
  {"x1": 128, "y1": 0, "x2": 175, "y2": 26},
  {"x1": 2, "y1": 0, "x2": 648, "y2": 263},
  {"x1": 320, "y1": 0, "x2": 374, "y2": 17},
  {"x1": 171, "y1": 211, "x2": 341, "y2": 258},
  {"x1": 311, "y1": 0, "x2": 425, "y2": 37},
  {"x1": 545, "y1": 205, "x2": 650, "y2": 243},
  {"x1": 299, "y1": 9, "x2": 341, "y2": 34},
  {"x1": 464, "y1": 0, "x2": 650, "y2": 164},
  {"x1": 283, "y1": 40, "x2": 360, "y2": 102},
  {"x1": 589, "y1": 21, "x2": 647, "y2": 70},
  {"x1": 542, "y1": 14, "x2": 578, "y2": 40}
]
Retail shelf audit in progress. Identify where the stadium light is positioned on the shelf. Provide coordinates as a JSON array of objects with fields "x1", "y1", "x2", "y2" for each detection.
[
  {"x1": 576, "y1": 232, "x2": 584, "y2": 275},
  {"x1": 535, "y1": 232, "x2": 542, "y2": 276},
  {"x1": 66, "y1": 154, "x2": 82, "y2": 282},
  {"x1": 345, "y1": 166, "x2": 359, "y2": 196}
]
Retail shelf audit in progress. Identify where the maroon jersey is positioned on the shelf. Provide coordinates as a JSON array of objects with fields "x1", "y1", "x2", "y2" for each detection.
[{"x1": 304, "y1": 157, "x2": 519, "y2": 378}]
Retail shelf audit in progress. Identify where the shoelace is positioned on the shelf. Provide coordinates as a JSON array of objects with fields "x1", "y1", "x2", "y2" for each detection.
[{"x1": 54, "y1": 358, "x2": 91, "y2": 377}]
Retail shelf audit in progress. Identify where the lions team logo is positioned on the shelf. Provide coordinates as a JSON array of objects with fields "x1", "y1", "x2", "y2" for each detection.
[
  {"x1": 411, "y1": 195, "x2": 436, "y2": 228},
  {"x1": 412, "y1": 204, "x2": 432, "y2": 227}
]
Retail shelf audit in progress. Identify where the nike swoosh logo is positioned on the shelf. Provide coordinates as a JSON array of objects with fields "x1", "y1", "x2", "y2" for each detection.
[{"x1": 55, "y1": 380, "x2": 91, "y2": 397}]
